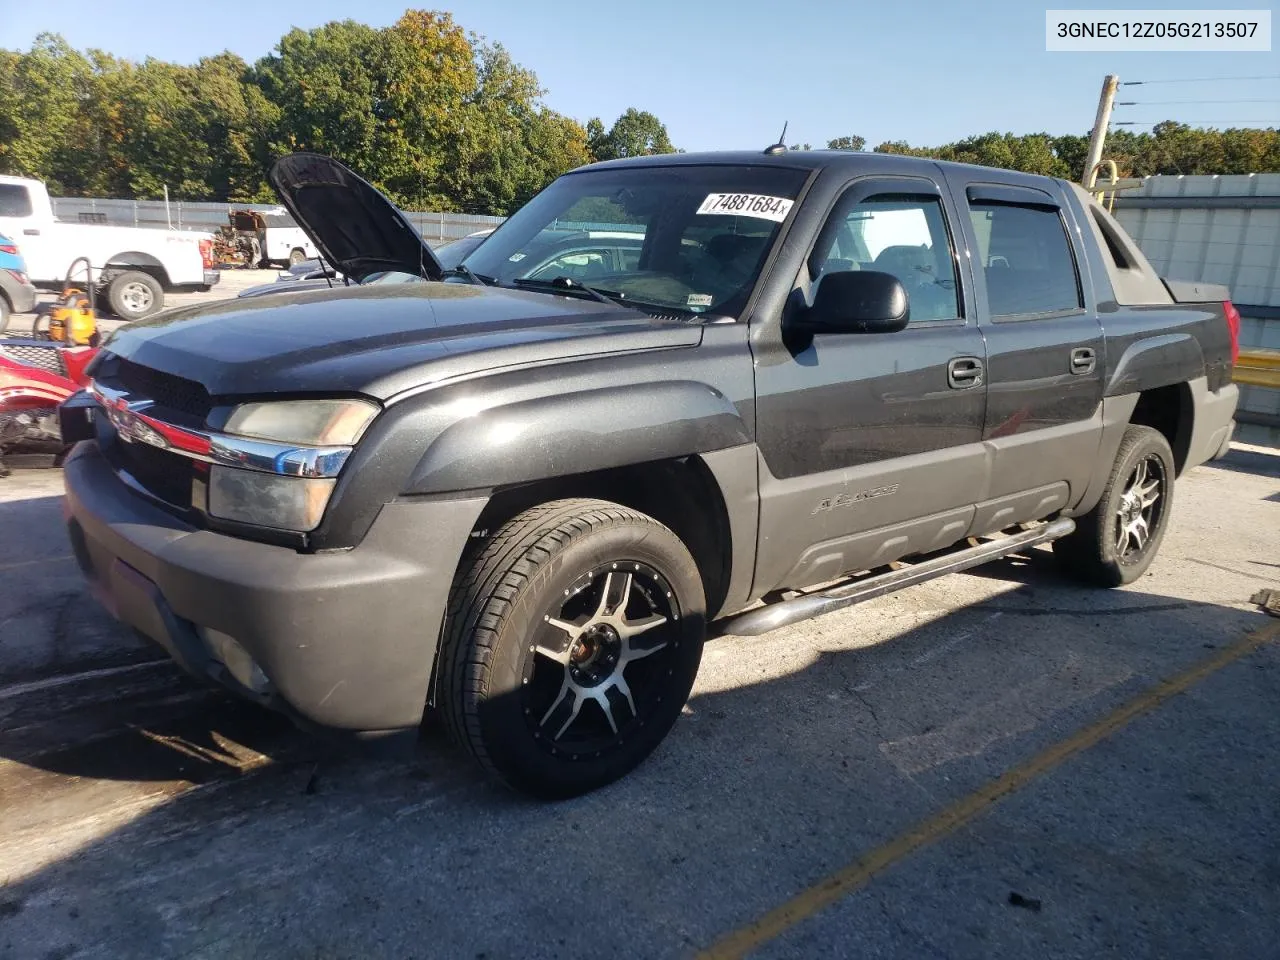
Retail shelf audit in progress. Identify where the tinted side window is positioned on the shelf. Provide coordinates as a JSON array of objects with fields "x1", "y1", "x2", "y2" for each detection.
[
  {"x1": 0, "y1": 184, "x2": 33, "y2": 218},
  {"x1": 969, "y1": 202, "x2": 1081, "y2": 317},
  {"x1": 812, "y1": 194, "x2": 960, "y2": 323}
]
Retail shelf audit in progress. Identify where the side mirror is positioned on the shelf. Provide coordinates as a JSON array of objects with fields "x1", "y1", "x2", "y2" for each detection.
[{"x1": 796, "y1": 270, "x2": 909, "y2": 334}]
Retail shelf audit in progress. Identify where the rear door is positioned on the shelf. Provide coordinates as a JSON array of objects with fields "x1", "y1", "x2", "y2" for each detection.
[{"x1": 945, "y1": 176, "x2": 1105, "y2": 528}]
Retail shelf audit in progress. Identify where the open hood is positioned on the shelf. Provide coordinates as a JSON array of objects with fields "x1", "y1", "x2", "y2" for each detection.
[{"x1": 268, "y1": 152, "x2": 444, "y2": 284}]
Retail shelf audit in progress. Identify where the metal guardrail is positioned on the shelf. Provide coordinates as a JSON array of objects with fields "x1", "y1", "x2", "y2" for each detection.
[
  {"x1": 49, "y1": 197, "x2": 507, "y2": 243},
  {"x1": 1235, "y1": 349, "x2": 1280, "y2": 390}
]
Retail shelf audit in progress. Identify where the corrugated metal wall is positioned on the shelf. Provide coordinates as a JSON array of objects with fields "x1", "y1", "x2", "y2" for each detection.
[{"x1": 1113, "y1": 174, "x2": 1280, "y2": 445}]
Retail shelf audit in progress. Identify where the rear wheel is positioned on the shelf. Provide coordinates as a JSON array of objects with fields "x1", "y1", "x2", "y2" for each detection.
[
  {"x1": 1054, "y1": 424, "x2": 1175, "y2": 587},
  {"x1": 0, "y1": 295, "x2": 9, "y2": 334},
  {"x1": 106, "y1": 270, "x2": 163, "y2": 321},
  {"x1": 437, "y1": 498, "x2": 706, "y2": 799},
  {"x1": 288, "y1": 248, "x2": 307, "y2": 268}
]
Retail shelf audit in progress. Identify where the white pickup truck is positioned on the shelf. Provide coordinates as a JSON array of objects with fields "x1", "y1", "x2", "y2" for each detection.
[{"x1": 0, "y1": 175, "x2": 219, "y2": 321}]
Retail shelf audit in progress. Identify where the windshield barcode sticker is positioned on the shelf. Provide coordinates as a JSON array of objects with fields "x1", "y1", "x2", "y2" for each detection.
[{"x1": 697, "y1": 193, "x2": 794, "y2": 222}]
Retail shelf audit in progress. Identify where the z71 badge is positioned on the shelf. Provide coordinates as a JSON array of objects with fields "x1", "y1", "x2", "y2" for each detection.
[{"x1": 812, "y1": 484, "x2": 899, "y2": 515}]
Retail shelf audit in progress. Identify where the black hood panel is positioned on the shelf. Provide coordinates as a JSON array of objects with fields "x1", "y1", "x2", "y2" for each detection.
[
  {"x1": 268, "y1": 153, "x2": 444, "y2": 284},
  {"x1": 96, "y1": 283, "x2": 702, "y2": 402}
]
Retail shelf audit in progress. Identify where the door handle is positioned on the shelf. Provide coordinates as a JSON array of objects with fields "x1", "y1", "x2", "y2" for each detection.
[
  {"x1": 23, "y1": 228, "x2": 40, "y2": 236},
  {"x1": 1070, "y1": 347, "x2": 1097, "y2": 375},
  {"x1": 947, "y1": 356, "x2": 984, "y2": 389}
]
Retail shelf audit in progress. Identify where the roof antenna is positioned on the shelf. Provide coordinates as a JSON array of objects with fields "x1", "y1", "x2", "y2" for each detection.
[{"x1": 765, "y1": 122, "x2": 788, "y2": 155}]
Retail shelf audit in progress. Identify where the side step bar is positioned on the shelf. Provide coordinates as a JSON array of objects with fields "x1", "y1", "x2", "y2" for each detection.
[{"x1": 719, "y1": 518, "x2": 1076, "y2": 637}]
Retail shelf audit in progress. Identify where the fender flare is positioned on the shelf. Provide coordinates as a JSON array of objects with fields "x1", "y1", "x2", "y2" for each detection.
[
  {"x1": 1104, "y1": 333, "x2": 1205, "y2": 397},
  {"x1": 405, "y1": 380, "x2": 752, "y2": 494}
]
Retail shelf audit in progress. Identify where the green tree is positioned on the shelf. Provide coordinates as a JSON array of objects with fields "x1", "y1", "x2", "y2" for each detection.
[
  {"x1": 873, "y1": 139, "x2": 927, "y2": 156},
  {"x1": 0, "y1": 34, "x2": 94, "y2": 189},
  {"x1": 438, "y1": 39, "x2": 588, "y2": 214},
  {"x1": 253, "y1": 20, "x2": 399, "y2": 188},
  {"x1": 587, "y1": 108, "x2": 676, "y2": 161},
  {"x1": 21, "y1": 20, "x2": 1280, "y2": 211},
  {"x1": 194, "y1": 53, "x2": 280, "y2": 201}
]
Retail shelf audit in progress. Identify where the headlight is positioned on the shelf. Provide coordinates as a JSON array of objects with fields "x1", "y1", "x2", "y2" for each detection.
[
  {"x1": 208, "y1": 467, "x2": 335, "y2": 532},
  {"x1": 207, "y1": 398, "x2": 379, "y2": 531},
  {"x1": 224, "y1": 398, "x2": 379, "y2": 446}
]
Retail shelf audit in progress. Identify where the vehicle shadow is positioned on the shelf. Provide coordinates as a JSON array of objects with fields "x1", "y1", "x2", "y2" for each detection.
[
  {"x1": 1211, "y1": 443, "x2": 1280, "y2": 479},
  {"x1": 0, "y1": 576, "x2": 1273, "y2": 960}
]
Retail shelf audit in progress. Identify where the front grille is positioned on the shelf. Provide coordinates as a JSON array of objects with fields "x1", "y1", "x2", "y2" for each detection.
[
  {"x1": 106, "y1": 435, "x2": 194, "y2": 509},
  {"x1": 0, "y1": 341, "x2": 67, "y2": 377},
  {"x1": 110, "y1": 358, "x2": 212, "y2": 421},
  {"x1": 90, "y1": 354, "x2": 208, "y2": 512}
]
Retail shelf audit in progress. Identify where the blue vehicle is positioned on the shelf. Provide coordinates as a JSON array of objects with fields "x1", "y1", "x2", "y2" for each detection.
[{"x1": 0, "y1": 232, "x2": 38, "y2": 333}]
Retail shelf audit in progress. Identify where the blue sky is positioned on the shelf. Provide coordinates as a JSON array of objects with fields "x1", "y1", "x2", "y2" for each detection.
[{"x1": 3, "y1": 0, "x2": 1277, "y2": 150}]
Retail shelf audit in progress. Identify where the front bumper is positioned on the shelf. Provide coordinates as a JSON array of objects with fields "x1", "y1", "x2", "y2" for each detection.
[
  {"x1": 0, "y1": 271, "x2": 37, "y2": 313},
  {"x1": 62, "y1": 440, "x2": 486, "y2": 749}
]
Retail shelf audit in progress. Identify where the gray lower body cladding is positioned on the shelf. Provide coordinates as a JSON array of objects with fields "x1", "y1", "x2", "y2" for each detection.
[
  {"x1": 0, "y1": 269, "x2": 37, "y2": 313},
  {"x1": 61, "y1": 440, "x2": 485, "y2": 749}
]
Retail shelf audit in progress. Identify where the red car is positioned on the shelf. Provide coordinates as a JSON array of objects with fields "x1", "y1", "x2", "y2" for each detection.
[{"x1": 0, "y1": 338, "x2": 97, "y2": 474}]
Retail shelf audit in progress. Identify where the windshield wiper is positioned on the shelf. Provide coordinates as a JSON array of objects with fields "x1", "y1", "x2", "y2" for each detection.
[
  {"x1": 512, "y1": 276, "x2": 620, "y2": 307},
  {"x1": 443, "y1": 265, "x2": 496, "y2": 286}
]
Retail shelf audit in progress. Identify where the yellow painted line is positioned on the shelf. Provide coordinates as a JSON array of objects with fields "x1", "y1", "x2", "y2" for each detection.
[{"x1": 697, "y1": 619, "x2": 1280, "y2": 960}]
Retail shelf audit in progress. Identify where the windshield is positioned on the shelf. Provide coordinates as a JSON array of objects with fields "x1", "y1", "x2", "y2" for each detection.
[
  {"x1": 435, "y1": 232, "x2": 490, "y2": 270},
  {"x1": 462, "y1": 164, "x2": 809, "y2": 318}
]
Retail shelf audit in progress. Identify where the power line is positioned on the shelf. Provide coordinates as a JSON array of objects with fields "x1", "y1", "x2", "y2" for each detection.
[
  {"x1": 1121, "y1": 75, "x2": 1280, "y2": 85},
  {"x1": 1113, "y1": 120, "x2": 1278, "y2": 126},
  {"x1": 1116, "y1": 99, "x2": 1279, "y2": 105}
]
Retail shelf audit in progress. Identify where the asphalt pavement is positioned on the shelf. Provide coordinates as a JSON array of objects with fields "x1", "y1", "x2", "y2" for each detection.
[{"x1": 1, "y1": 275, "x2": 1279, "y2": 958}]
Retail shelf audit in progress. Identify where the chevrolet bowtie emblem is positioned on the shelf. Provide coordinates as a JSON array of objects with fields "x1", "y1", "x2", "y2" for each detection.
[{"x1": 107, "y1": 398, "x2": 169, "y2": 449}]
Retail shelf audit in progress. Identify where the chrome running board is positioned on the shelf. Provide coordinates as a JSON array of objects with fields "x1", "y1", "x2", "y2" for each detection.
[{"x1": 719, "y1": 518, "x2": 1077, "y2": 637}]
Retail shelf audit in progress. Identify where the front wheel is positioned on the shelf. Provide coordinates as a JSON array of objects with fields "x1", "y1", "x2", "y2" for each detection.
[
  {"x1": 288, "y1": 248, "x2": 308, "y2": 268},
  {"x1": 1054, "y1": 424, "x2": 1175, "y2": 587},
  {"x1": 437, "y1": 499, "x2": 706, "y2": 799}
]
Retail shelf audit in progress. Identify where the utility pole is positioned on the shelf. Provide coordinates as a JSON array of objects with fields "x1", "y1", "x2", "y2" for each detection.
[{"x1": 1082, "y1": 74, "x2": 1119, "y2": 188}]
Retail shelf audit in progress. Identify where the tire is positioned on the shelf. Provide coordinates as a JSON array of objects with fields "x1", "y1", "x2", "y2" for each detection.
[
  {"x1": 0, "y1": 295, "x2": 9, "y2": 335},
  {"x1": 1054, "y1": 424, "x2": 1175, "y2": 587},
  {"x1": 437, "y1": 498, "x2": 706, "y2": 799},
  {"x1": 106, "y1": 270, "x2": 163, "y2": 321},
  {"x1": 288, "y1": 248, "x2": 307, "y2": 268}
]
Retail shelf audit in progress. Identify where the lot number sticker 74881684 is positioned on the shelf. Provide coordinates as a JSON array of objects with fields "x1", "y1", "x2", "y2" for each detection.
[{"x1": 696, "y1": 193, "x2": 794, "y2": 222}]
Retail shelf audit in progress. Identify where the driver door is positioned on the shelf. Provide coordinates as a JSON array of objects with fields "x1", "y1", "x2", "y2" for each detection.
[{"x1": 750, "y1": 175, "x2": 990, "y2": 594}]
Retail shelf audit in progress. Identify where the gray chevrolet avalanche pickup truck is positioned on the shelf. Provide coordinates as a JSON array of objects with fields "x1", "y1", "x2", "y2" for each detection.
[{"x1": 58, "y1": 149, "x2": 1240, "y2": 798}]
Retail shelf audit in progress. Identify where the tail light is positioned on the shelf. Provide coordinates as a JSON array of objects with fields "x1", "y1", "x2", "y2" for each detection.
[
  {"x1": 199, "y1": 238, "x2": 214, "y2": 270},
  {"x1": 1223, "y1": 300, "x2": 1240, "y2": 365},
  {"x1": 0, "y1": 242, "x2": 17, "y2": 255}
]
